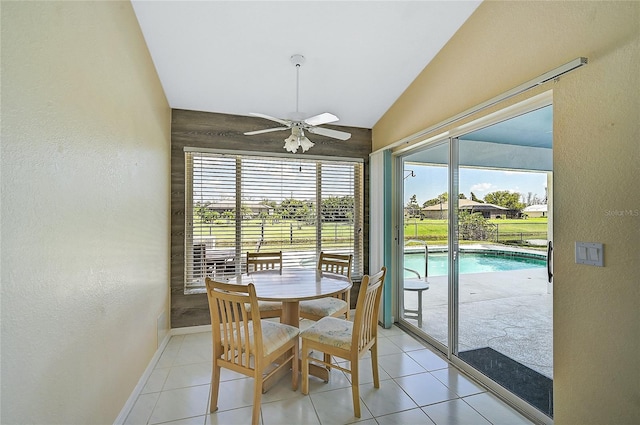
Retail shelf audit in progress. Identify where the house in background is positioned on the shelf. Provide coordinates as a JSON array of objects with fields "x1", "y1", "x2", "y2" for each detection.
[
  {"x1": 422, "y1": 199, "x2": 510, "y2": 220},
  {"x1": 1, "y1": 2, "x2": 637, "y2": 425},
  {"x1": 523, "y1": 204, "x2": 548, "y2": 218}
]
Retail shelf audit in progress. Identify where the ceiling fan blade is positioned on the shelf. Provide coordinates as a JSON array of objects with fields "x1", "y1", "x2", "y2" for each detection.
[
  {"x1": 304, "y1": 112, "x2": 339, "y2": 126},
  {"x1": 249, "y1": 112, "x2": 291, "y2": 126},
  {"x1": 244, "y1": 127, "x2": 290, "y2": 136},
  {"x1": 306, "y1": 126, "x2": 351, "y2": 141}
]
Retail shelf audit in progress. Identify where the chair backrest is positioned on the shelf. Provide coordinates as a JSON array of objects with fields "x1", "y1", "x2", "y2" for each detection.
[
  {"x1": 317, "y1": 252, "x2": 353, "y2": 279},
  {"x1": 246, "y1": 251, "x2": 282, "y2": 273},
  {"x1": 205, "y1": 278, "x2": 263, "y2": 371},
  {"x1": 352, "y1": 267, "x2": 387, "y2": 353}
]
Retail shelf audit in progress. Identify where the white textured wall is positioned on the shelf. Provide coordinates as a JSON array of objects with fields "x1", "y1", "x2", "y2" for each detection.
[
  {"x1": 1, "y1": 2, "x2": 171, "y2": 424},
  {"x1": 374, "y1": 2, "x2": 640, "y2": 423}
]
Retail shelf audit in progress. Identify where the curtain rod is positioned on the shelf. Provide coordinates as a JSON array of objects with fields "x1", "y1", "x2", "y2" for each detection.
[{"x1": 372, "y1": 57, "x2": 588, "y2": 155}]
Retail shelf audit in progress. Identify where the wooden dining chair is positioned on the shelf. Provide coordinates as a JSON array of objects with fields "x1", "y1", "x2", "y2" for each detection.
[
  {"x1": 299, "y1": 252, "x2": 353, "y2": 321},
  {"x1": 300, "y1": 267, "x2": 387, "y2": 418},
  {"x1": 205, "y1": 277, "x2": 299, "y2": 425},
  {"x1": 246, "y1": 251, "x2": 283, "y2": 320},
  {"x1": 246, "y1": 251, "x2": 283, "y2": 272}
]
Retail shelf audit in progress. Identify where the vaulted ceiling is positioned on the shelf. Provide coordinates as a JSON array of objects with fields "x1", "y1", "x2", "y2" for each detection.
[{"x1": 131, "y1": 1, "x2": 482, "y2": 130}]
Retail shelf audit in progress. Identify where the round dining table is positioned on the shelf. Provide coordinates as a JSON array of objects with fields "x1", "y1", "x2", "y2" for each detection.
[
  {"x1": 228, "y1": 268, "x2": 352, "y2": 389},
  {"x1": 228, "y1": 268, "x2": 352, "y2": 328}
]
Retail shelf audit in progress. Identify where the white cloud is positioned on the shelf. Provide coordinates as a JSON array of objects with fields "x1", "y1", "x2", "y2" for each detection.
[{"x1": 470, "y1": 182, "x2": 494, "y2": 192}]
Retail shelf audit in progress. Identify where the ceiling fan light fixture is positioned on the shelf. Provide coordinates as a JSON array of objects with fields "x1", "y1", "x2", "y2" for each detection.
[
  {"x1": 283, "y1": 127, "x2": 314, "y2": 153},
  {"x1": 299, "y1": 136, "x2": 314, "y2": 152},
  {"x1": 283, "y1": 134, "x2": 298, "y2": 153}
]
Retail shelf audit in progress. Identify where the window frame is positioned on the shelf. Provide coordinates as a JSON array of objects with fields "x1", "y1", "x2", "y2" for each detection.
[{"x1": 183, "y1": 148, "x2": 364, "y2": 294}]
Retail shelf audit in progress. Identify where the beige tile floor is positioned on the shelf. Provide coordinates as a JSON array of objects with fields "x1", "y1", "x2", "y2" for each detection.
[{"x1": 124, "y1": 322, "x2": 534, "y2": 425}]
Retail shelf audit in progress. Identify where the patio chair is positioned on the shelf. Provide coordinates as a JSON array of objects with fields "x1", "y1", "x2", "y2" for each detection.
[
  {"x1": 300, "y1": 267, "x2": 387, "y2": 418},
  {"x1": 299, "y1": 252, "x2": 352, "y2": 321},
  {"x1": 245, "y1": 251, "x2": 283, "y2": 320},
  {"x1": 205, "y1": 278, "x2": 299, "y2": 425}
]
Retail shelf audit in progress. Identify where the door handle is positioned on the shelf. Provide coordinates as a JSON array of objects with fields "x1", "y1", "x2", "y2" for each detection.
[{"x1": 547, "y1": 241, "x2": 553, "y2": 283}]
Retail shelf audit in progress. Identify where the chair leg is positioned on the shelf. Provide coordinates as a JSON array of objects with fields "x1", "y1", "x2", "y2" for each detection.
[
  {"x1": 301, "y1": 341, "x2": 310, "y2": 395},
  {"x1": 344, "y1": 292, "x2": 351, "y2": 320},
  {"x1": 351, "y1": 359, "x2": 361, "y2": 418},
  {"x1": 252, "y1": 374, "x2": 263, "y2": 425},
  {"x1": 324, "y1": 353, "x2": 332, "y2": 374},
  {"x1": 210, "y1": 363, "x2": 221, "y2": 413},
  {"x1": 291, "y1": 340, "x2": 299, "y2": 391},
  {"x1": 370, "y1": 343, "x2": 380, "y2": 388},
  {"x1": 417, "y1": 289, "x2": 424, "y2": 328}
]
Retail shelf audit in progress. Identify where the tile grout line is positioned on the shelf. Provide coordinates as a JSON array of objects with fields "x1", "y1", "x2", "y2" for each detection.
[{"x1": 128, "y1": 326, "x2": 533, "y2": 425}]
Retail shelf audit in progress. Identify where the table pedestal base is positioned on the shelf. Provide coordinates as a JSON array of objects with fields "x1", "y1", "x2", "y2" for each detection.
[{"x1": 262, "y1": 301, "x2": 330, "y2": 392}]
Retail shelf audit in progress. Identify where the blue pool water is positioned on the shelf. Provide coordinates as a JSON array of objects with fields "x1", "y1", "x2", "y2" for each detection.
[{"x1": 404, "y1": 251, "x2": 545, "y2": 277}]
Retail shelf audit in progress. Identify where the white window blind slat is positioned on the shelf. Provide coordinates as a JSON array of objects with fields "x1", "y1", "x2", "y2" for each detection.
[{"x1": 185, "y1": 151, "x2": 363, "y2": 290}]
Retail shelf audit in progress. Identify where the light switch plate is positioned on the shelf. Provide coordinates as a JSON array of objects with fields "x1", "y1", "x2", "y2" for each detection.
[{"x1": 575, "y1": 242, "x2": 604, "y2": 266}]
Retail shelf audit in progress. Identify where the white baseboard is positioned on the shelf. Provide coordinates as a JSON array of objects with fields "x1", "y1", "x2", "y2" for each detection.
[
  {"x1": 113, "y1": 326, "x2": 211, "y2": 425},
  {"x1": 171, "y1": 324, "x2": 211, "y2": 335}
]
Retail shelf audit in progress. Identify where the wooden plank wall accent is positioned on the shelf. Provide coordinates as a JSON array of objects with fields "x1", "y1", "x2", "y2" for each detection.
[{"x1": 171, "y1": 109, "x2": 372, "y2": 328}]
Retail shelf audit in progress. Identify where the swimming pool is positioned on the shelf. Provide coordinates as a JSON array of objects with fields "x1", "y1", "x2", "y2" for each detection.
[{"x1": 404, "y1": 251, "x2": 546, "y2": 277}]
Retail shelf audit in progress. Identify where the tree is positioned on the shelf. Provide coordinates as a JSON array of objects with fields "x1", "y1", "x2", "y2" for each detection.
[
  {"x1": 470, "y1": 192, "x2": 483, "y2": 203},
  {"x1": 270, "y1": 212, "x2": 282, "y2": 225},
  {"x1": 406, "y1": 194, "x2": 421, "y2": 218},
  {"x1": 459, "y1": 193, "x2": 467, "y2": 199},
  {"x1": 484, "y1": 190, "x2": 525, "y2": 211},
  {"x1": 279, "y1": 198, "x2": 314, "y2": 223},
  {"x1": 240, "y1": 205, "x2": 253, "y2": 220},
  {"x1": 322, "y1": 196, "x2": 354, "y2": 222},
  {"x1": 261, "y1": 199, "x2": 277, "y2": 209},
  {"x1": 222, "y1": 210, "x2": 235, "y2": 223},
  {"x1": 526, "y1": 192, "x2": 533, "y2": 206},
  {"x1": 525, "y1": 192, "x2": 545, "y2": 206},
  {"x1": 423, "y1": 192, "x2": 448, "y2": 207},
  {"x1": 458, "y1": 210, "x2": 496, "y2": 241},
  {"x1": 195, "y1": 202, "x2": 218, "y2": 224}
]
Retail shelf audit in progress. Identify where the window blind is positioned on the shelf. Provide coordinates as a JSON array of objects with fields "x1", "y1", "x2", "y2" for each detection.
[{"x1": 185, "y1": 151, "x2": 363, "y2": 291}]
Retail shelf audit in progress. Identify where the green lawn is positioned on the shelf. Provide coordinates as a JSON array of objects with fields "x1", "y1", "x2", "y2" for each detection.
[
  {"x1": 194, "y1": 217, "x2": 548, "y2": 251},
  {"x1": 194, "y1": 218, "x2": 354, "y2": 251},
  {"x1": 403, "y1": 217, "x2": 548, "y2": 247}
]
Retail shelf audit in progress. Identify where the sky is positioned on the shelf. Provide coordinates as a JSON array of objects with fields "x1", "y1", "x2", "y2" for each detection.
[{"x1": 403, "y1": 164, "x2": 548, "y2": 205}]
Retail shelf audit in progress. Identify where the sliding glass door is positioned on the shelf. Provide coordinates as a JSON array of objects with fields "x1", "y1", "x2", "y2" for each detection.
[
  {"x1": 396, "y1": 104, "x2": 554, "y2": 422},
  {"x1": 400, "y1": 141, "x2": 450, "y2": 350},
  {"x1": 455, "y1": 132, "x2": 553, "y2": 418}
]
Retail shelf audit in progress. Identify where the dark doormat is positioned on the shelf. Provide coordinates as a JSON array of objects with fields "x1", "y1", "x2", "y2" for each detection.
[{"x1": 458, "y1": 347, "x2": 553, "y2": 418}]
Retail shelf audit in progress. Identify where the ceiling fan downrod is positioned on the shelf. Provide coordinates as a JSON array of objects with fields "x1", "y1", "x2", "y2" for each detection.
[
  {"x1": 243, "y1": 53, "x2": 351, "y2": 153},
  {"x1": 291, "y1": 54, "x2": 305, "y2": 120}
]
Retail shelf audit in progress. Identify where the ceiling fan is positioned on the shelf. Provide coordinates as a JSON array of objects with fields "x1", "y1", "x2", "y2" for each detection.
[{"x1": 244, "y1": 54, "x2": 351, "y2": 153}]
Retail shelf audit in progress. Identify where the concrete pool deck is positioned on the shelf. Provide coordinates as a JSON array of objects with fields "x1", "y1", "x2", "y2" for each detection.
[
  {"x1": 284, "y1": 244, "x2": 553, "y2": 377},
  {"x1": 402, "y1": 267, "x2": 553, "y2": 379}
]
